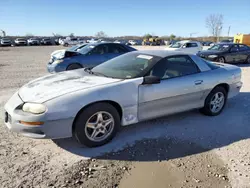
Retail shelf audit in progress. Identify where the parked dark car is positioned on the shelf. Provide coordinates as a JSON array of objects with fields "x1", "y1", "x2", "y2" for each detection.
[
  {"x1": 47, "y1": 42, "x2": 136, "y2": 73},
  {"x1": 0, "y1": 38, "x2": 12, "y2": 46},
  {"x1": 197, "y1": 43, "x2": 250, "y2": 64},
  {"x1": 40, "y1": 38, "x2": 53, "y2": 45}
]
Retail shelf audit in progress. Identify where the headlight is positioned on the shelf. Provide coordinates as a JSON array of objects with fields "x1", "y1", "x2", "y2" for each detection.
[
  {"x1": 53, "y1": 59, "x2": 64, "y2": 64},
  {"x1": 22, "y1": 103, "x2": 46, "y2": 114},
  {"x1": 208, "y1": 55, "x2": 218, "y2": 58}
]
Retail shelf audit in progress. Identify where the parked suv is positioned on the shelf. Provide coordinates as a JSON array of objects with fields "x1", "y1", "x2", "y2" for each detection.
[
  {"x1": 27, "y1": 38, "x2": 40, "y2": 45},
  {"x1": 40, "y1": 38, "x2": 52, "y2": 45},
  {"x1": 61, "y1": 37, "x2": 80, "y2": 46},
  {"x1": 14, "y1": 38, "x2": 27, "y2": 46},
  {"x1": 0, "y1": 38, "x2": 12, "y2": 46}
]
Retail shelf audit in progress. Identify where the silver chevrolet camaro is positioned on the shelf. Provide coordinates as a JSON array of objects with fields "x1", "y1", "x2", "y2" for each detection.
[{"x1": 4, "y1": 51, "x2": 242, "y2": 147}]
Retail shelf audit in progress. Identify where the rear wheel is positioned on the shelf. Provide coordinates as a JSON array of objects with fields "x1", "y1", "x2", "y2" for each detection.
[
  {"x1": 73, "y1": 103, "x2": 120, "y2": 147},
  {"x1": 218, "y1": 57, "x2": 225, "y2": 63},
  {"x1": 200, "y1": 86, "x2": 227, "y2": 116},
  {"x1": 64, "y1": 43, "x2": 69, "y2": 47},
  {"x1": 66, "y1": 63, "x2": 82, "y2": 70}
]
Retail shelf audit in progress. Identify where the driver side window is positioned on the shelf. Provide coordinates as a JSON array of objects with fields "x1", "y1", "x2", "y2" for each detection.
[
  {"x1": 90, "y1": 45, "x2": 108, "y2": 55},
  {"x1": 230, "y1": 45, "x2": 239, "y2": 52},
  {"x1": 150, "y1": 56, "x2": 200, "y2": 79}
]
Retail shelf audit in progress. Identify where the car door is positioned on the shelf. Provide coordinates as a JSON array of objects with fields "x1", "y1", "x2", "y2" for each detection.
[
  {"x1": 138, "y1": 55, "x2": 204, "y2": 121},
  {"x1": 82, "y1": 44, "x2": 109, "y2": 67},
  {"x1": 226, "y1": 44, "x2": 239, "y2": 63},
  {"x1": 238, "y1": 44, "x2": 250, "y2": 63}
]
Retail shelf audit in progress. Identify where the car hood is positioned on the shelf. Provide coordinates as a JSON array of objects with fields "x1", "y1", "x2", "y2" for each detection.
[
  {"x1": 165, "y1": 47, "x2": 180, "y2": 51},
  {"x1": 198, "y1": 50, "x2": 223, "y2": 55},
  {"x1": 19, "y1": 70, "x2": 121, "y2": 103},
  {"x1": 51, "y1": 49, "x2": 66, "y2": 58}
]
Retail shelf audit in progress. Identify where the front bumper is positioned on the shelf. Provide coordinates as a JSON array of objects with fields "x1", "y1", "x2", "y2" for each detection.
[
  {"x1": 47, "y1": 62, "x2": 65, "y2": 73},
  {"x1": 4, "y1": 92, "x2": 73, "y2": 139}
]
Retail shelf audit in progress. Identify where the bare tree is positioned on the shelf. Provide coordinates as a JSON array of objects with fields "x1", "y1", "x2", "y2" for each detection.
[
  {"x1": 0, "y1": 30, "x2": 6, "y2": 37},
  {"x1": 206, "y1": 14, "x2": 223, "y2": 42},
  {"x1": 26, "y1": 33, "x2": 34, "y2": 37},
  {"x1": 95, "y1": 31, "x2": 107, "y2": 38}
]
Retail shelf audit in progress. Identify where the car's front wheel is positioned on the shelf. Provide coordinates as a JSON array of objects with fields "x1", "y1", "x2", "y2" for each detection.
[
  {"x1": 218, "y1": 56, "x2": 225, "y2": 63},
  {"x1": 200, "y1": 86, "x2": 227, "y2": 116},
  {"x1": 73, "y1": 103, "x2": 120, "y2": 147}
]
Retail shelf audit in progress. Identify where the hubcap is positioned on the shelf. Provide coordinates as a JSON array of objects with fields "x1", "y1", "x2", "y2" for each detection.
[
  {"x1": 85, "y1": 111, "x2": 114, "y2": 142},
  {"x1": 210, "y1": 92, "x2": 225, "y2": 113},
  {"x1": 219, "y1": 57, "x2": 224, "y2": 63}
]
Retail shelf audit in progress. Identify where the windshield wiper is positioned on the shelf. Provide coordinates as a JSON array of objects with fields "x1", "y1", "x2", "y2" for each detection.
[{"x1": 84, "y1": 68, "x2": 108, "y2": 77}]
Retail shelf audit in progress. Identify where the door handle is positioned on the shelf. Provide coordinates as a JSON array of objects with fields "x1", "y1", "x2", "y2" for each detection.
[{"x1": 194, "y1": 80, "x2": 203, "y2": 85}]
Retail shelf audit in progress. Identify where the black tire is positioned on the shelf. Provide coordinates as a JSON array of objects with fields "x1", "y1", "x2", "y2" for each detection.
[
  {"x1": 246, "y1": 56, "x2": 250, "y2": 64},
  {"x1": 218, "y1": 56, "x2": 225, "y2": 63},
  {"x1": 200, "y1": 86, "x2": 227, "y2": 116},
  {"x1": 73, "y1": 103, "x2": 120, "y2": 147},
  {"x1": 64, "y1": 43, "x2": 69, "y2": 47},
  {"x1": 66, "y1": 63, "x2": 82, "y2": 70}
]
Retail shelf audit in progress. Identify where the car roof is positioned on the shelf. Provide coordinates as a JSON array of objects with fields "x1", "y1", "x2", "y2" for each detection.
[
  {"x1": 132, "y1": 50, "x2": 192, "y2": 58},
  {"x1": 87, "y1": 42, "x2": 124, "y2": 46}
]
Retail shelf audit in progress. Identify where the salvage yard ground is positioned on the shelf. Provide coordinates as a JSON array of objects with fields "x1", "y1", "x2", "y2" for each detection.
[{"x1": 0, "y1": 46, "x2": 250, "y2": 188}]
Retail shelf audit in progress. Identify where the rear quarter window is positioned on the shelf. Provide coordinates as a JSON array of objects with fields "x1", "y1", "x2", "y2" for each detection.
[{"x1": 202, "y1": 59, "x2": 220, "y2": 70}]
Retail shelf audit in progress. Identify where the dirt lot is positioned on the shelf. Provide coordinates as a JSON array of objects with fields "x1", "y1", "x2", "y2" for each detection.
[{"x1": 0, "y1": 46, "x2": 250, "y2": 188}]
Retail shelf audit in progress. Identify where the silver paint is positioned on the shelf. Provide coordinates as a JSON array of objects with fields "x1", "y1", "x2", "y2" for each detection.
[{"x1": 4, "y1": 52, "x2": 242, "y2": 139}]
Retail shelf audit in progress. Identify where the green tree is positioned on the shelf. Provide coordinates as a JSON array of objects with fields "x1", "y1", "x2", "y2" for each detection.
[
  {"x1": 69, "y1": 33, "x2": 75, "y2": 37},
  {"x1": 143, "y1": 33, "x2": 152, "y2": 39},
  {"x1": 170, "y1": 34, "x2": 176, "y2": 40}
]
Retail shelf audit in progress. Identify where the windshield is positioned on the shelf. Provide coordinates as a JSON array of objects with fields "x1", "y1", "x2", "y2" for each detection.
[
  {"x1": 209, "y1": 44, "x2": 230, "y2": 51},
  {"x1": 169, "y1": 42, "x2": 182, "y2": 48},
  {"x1": 91, "y1": 52, "x2": 161, "y2": 79},
  {"x1": 67, "y1": 44, "x2": 87, "y2": 51},
  {"x1": 78, "y1": 44, "x2": 96, "y2": 54}
]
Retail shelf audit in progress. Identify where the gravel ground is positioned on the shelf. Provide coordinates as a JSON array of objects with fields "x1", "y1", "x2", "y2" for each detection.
[{"x1": 0, "y1": 46, "x2": 250, "y2": 188}]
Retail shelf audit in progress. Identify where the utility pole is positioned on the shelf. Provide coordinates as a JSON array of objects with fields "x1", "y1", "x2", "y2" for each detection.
[{"x1": 227, "y1": 26, "x2": 231, "y2": 37}]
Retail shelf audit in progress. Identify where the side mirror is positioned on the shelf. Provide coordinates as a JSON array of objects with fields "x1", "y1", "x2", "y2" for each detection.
[
  {"x1": 142, "y1": 76, "x2": 161, "y2": 85},
  {"x1": 182, "y1": 45, "x2": 186, "y2": 48}
]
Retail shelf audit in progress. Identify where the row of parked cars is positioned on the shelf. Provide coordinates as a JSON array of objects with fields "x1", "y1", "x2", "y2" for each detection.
[
  {"x1": 0, "y1": 37, "x2": 56, "y2": 46},
  {"x1": 4, "y1": 40, "x2": 245, "y2": 147}
]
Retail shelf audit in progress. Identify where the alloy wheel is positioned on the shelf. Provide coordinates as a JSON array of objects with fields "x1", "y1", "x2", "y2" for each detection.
[
  {"x1": 210, "y1": 92, "x2": 225, "y2": 113},
  {"x1": 84, "y1": 111, "x2": 115, "y2": 142}
]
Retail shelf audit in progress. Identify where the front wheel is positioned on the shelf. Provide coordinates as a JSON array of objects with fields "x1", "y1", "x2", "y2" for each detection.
[
  {"x1": 73, "y1": 103, "x2": 120, "y2": 147},
  {"x1": 200, "y1": 86, "x2": 227, "y2": 116},
  {"x1": 218, "y1": 56, "x2": 225, "y2": 63}
]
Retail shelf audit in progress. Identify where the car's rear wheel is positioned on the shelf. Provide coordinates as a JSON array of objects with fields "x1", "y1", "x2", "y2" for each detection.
[
  {"x1": 73, "y1": 103, "x2": 120, "y2": 147},
  {"x1": 64, "y1": 43, "x2": 69, "y2": 47},
  {"x1": 200, "y1": 86, "x2": 227, "y2": 116},
  {"x1": 246, "y1": 56, "x2": 250, "y2": 64},
  {"x1": 218, "y1": 57, "x2": 225, "y2": 63},
  {"x1": 66, "y1": 63, "x2": 82, "y2": 70}
]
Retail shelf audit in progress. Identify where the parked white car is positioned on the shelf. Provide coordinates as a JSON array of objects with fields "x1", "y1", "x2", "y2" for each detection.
[
  {"x1": 128, "y1": 40, "x2": 138, "y2": 45},
  {"x1": 27, "y1": 38, "x2": 40, "y2": 45},
  {"x1": 61, "y1": 37, "x2": 79, "y2": 47},
  {"x1": 165, "y1": 40, "x2": 202, "y2": 54}
]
